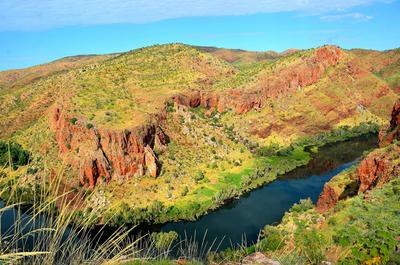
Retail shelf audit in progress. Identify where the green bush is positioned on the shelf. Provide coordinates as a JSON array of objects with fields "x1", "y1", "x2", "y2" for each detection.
[
  {"x1": 70, "y1": 117, "x2": 78, "y2": 124},
  {"x1": 192, "y1": 171, "x2": 205, "y2": 183},
  {"x1": 0, "y1": 141, "x2": 30, "y2": 169},
  {"x1": 335, "y1": 223, "x2": 398, "y2": 264},
  {"x1": 181, "y1": 186, "x2": 189, "y2": 196},
  {"x1": 259, "y1": 225, "x2": 284, "y2": 251},
  {"x1": 294, "y1": 227, "x2": 326, "y2": 264},
  {"x1": 290, "y1": 198, "x2": 314, "y2": 213},
  {"x1": 150, "y1": 231, "x2": 178, "y2": 251},
  {"x1": 212, "y1": 187, "x2": 237, "y2": 205},
  {"x1": 165, "y1": 101, "x2": 175, "y2": 113}
]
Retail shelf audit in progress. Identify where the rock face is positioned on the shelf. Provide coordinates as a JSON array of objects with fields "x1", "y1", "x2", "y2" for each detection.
[
  {"x1": 358, "y1": 99, "x2": 400, "y2": 193},
  {"x1": 357, "y1": 154, "x2": 396, "y2": 193},
  {"x1": 51, "y1": 107, "x2": 167, "y2": 187},
  {"x1": 317, "y1": 100, "x2": 400, "y2": 212},
  {"x1": 379, "y1": 99, "x2": 400, "y2": 147},
  {"x1": 316, "y1": 184, "x2": 342, "y2": 213},
  {"x1": 174, "y1": 46, "x2": 344, "y2": 115}
]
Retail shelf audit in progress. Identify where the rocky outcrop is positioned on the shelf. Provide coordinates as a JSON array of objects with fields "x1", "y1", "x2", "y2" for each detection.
[
  {"x1": 379, "y1": 99, "x2": 400, "y2": 147},
  {"x1": 174, "y1": 46, "x2": 344, "y2": 115},
  {"x1": 356, "y1": 99, "x2": 400, "y2": 192},
  {"x1": 51, "y1": 107, "x2": 167, "y2": 187},
  {"x1": 317, "y1": 146, "x2": 399, "y2": 213},
  {"x1": 357, "y1": 146, "x2": 399, "y2": 193},
  {"x1": 316, "y1": 184, "x2": 341, "y2": 213}
]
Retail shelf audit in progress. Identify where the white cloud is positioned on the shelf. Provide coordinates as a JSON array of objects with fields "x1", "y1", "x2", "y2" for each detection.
[
  {"x1": 0, "y1": 0, "x2": 388, "y2": 31},
  {"x1": 320, "y1": 12, "x2": 373, "y2": 21}
]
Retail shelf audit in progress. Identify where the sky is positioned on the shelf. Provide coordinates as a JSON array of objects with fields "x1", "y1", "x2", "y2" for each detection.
[{"x1": 0, "y1": 0, "x2": 399, "y2": 71}]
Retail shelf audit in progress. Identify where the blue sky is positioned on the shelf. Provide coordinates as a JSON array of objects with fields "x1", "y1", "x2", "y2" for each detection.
[{"x1": 0, "y1": 0, "x2": 399, "y2": 71}]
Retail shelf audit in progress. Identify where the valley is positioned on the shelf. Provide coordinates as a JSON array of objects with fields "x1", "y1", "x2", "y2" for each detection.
[{"x1": 0, "y1": 43, "x2": 399, "y2": 264}]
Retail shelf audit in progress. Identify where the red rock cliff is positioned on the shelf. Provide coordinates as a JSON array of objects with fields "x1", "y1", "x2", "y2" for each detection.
[
  {"x1": 51, "y1": 107, "x2": 167, "y2": 187},
  {"x1": 379, "y1": 99, "x2": 400, "y2": 147}
]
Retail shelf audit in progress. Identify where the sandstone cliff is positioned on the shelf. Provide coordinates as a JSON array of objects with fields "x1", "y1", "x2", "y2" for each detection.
[{"x1": 51, "y1": 107, "x2": 167, "y2": 187}]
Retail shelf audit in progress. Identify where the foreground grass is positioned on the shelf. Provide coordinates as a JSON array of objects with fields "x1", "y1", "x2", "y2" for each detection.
[{"x1": 0, "y1": 158, "x2": 213, "y2": 265}]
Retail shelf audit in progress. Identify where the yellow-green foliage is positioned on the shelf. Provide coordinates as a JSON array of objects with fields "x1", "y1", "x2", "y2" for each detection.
[{"x1": 68, "y1": 44, "x2": 234, "y2": 129}]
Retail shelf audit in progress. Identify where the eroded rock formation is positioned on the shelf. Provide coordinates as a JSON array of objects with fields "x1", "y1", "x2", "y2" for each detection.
[
  {"x1": 51, "y1": 107, "x2": 167, "y2": 187},
  {"x1": 379, "y1": 99, "x2": 400, "y2": 147}
]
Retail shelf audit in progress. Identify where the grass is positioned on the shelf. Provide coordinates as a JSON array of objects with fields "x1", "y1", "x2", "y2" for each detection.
[{"x1": 0, "y1": 163, "x2": 142, "y2": 264}]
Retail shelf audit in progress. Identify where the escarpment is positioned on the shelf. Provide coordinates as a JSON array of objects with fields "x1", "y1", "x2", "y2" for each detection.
[
  {"x1": 317, "y1": 100, "x2": 400, "y2": 213},
  {"x1": 51, "y1": 107, "x2": 168, "y2": 187},
  {"x1": 379, "y1": 99, "x2": 400, "y2": 147}
]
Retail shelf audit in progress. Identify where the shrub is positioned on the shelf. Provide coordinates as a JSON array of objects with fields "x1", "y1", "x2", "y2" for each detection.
[
  {"x1": 233, "y1": 160, "x2": 241, "y2": 166},
  {"x1": 335, "y1": 224, "x2": 398, "y2": 264},
  {"x1": 295, "y1": 227, "x2": 326, "y2": 264},
  {"x1": 256, "y1": 143, "x2": 280, "y2": 156},
  {"x1": 241, "y1": 175, "x2": 252, "y2": 187},
  {"x1": 290, "y1": 198, "x2": 314, "y2": 213},
  {"x1": 212, "y1": 187, "x2": 237, "y2": 205},
  {"x1": 193, "y1": 171, "x2": 205, "y2": 183},
  {"x1": 166, "y1": 101, "x2": 175, "y2": 112},
  {"x1": 181, "y1": 186, "x2": 189, "y2": 196},
  {"x1": 0, "y1": 141, "x2": 30, "y2": 169},
  {"x1": 70, "y1": 117, "x2": 78, "y2": 124},
  {"x1": 150, "y1": 231, "x2": 178, "y2": 252},
  {"x1": 259, "y1": 225, "x2": 284, "y2": 251}
]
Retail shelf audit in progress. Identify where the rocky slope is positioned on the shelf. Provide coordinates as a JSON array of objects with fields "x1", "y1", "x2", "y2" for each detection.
[{"x1": 317, "y1": 99, "x2": 400, "y2": 212}]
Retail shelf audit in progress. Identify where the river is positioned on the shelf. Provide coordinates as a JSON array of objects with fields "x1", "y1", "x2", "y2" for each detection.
[{"x1": 145, "y1": 134, "x2": 377, "y2": 250}]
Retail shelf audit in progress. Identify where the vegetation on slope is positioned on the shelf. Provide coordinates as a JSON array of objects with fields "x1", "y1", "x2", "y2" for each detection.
[
  {"x1": 67, "y1": 43, "x2": 235, "y2": 129},
  {"x1": 0, "y1": 53, "x2": 118, "y2": 90}
]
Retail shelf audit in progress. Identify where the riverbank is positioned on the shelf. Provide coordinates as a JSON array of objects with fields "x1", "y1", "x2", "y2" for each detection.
[{"x1": 0, "y1": 123, "x2": 379, "y2": 230}]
